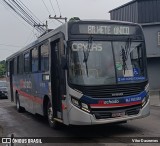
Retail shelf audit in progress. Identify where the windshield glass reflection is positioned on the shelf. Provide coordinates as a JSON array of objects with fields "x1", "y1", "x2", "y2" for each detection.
[
  {"x1": 69, "y1": 41, "x2": 116, "y2": 85},
  {"x1": 69, "y1": 41, "x2": 146, "y2": 86}
]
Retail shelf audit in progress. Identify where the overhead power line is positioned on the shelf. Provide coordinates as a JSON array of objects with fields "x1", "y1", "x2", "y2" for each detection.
[
  {"x1": 14, "y1": 0, "x2": 45, "y2": 32},
  {"x1": 49, "y1": 0, "x2": 56, "y2": 15},
  {"x1": 1, "y1": 0, "x2": 64, "y2": 35},
  {"x1": 10, "y1": 0, "x2": 39, "y2": 28},
  {"x1": 3, "y1": 0, "x2": 34, "y2": 29},
  {"x1": 34, "y1": 21, "x2": 48, "y2": 33},
  {"x1": 17, "y1": 0, "x2": 43, "y2": 24},
  {"x1": 2, "y1": 0, "x2": 46, "y2": 34},
  {"x1": 0, "y1": 48, "x2": 17, "y2": 53},
  {"x1": 41, "y1": 0, "x2": 51, "y2": 15},
  {"x1": 1, "y1": 0, "x2": 40, "y2": 41},
  {"x1": 0, "y1": 0, "x2": 8, "y2": 9},
  {"x1": 0, "y1": 43, "x2": 22, "y2": 48},
  {"x1": 55, "y1": 0, "x2": 62, "y2": 16},
  {"x1": 49, "y1": 15, "x2": 67, "y2": 23},
  {"x1": 14, "y1": 0, "x2": 43, "y2": 30}
]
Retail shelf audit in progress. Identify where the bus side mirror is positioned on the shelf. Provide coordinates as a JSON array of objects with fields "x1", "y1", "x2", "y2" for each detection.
[{"x1": 61, "y1": 55, "x2": 68, "y2": 70}]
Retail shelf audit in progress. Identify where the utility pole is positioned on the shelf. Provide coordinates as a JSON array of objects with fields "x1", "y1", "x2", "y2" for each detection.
[
  {"x1": 34, "y1": 21, "x2": 48, "y2": 32},
  {"x1": 49, "y1": 15, "x2": 67, "y2": 23}
]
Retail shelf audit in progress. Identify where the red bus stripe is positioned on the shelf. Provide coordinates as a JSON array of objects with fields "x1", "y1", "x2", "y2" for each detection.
[
  {"x1": 13, "y1": 86, "x2": 43, "y2": 104},
  {"x1": 18, "y1": 90, "x2": 43, "y2": 104},
  {"x1": 90, "y1": 101, "x2": 142, "y2": 108}
]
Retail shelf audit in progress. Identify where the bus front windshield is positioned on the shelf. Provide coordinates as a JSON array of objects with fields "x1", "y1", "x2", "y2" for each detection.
[{"x1": 69, "y1": 40, "x2": 146, "y2": 86}]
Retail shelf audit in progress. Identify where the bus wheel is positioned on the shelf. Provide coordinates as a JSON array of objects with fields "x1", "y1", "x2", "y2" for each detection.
[
  {"x1": 47, "y1": 101, "x2": 60, "y2": 129},
  {"x1": 16, "y1": 93, "x2": 23, "y2": 112}
]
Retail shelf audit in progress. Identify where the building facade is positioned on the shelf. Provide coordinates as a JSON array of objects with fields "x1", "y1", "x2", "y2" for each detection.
[{"x1": 109, "y1": 0, "x2": 160, "y2": 90}]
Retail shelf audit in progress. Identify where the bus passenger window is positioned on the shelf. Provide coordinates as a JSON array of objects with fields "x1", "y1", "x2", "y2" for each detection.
[
  {"x1": 17, "y1": 54, "x2": 23, "y2": 74},
  {"x1": 31, "y1": 48, "x2": 39, "y2": 72},
  {"x1": 24, "y1": 53, "x2": 30, "y2": 73},
  {"x1": 17, "y1": 56, "x2": 19, "y2": 74},
  {"x1": 14, "y1": 58, "x2": 17, "y2": 75},
  {"x1": 40, "y1": 42, "x2": 49, "y2": 71}
]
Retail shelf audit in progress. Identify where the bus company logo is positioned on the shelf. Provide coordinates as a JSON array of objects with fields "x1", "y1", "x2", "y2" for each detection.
[
  {"x1": 104, "y1": 100, "x2": 119, "y2": 104},
  {"x1": 98, "y1": 100, "x2": 119, "y2": 104},
  {"x1": 20, "y1": 80, "x2": 32, "y2": 89}
]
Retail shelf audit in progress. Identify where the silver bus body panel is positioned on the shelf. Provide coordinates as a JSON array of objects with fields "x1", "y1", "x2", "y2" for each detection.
[
  {"x1": 68, "y1": 99, "x2": 150, "y2": 125},
  {"x1": 63, "y1": 85, "x2": 150, "y2": 125},
  {"x1": 68, "y1": 86, "x2": 83, "y2": 99},
  {"x1": 62, "y1": 83, "x2": 84, "y2": 125}
]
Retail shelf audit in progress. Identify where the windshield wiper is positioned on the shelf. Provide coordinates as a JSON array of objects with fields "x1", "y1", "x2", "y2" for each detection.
[
  {"x1": 83, "y1": 36, "x2": 93, "y2": 76},
  {"x1": 121, "y1": 38, "x2": 132, "y2": 75}
]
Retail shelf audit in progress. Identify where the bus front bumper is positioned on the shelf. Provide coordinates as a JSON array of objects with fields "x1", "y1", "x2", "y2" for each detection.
[{"x1": 68, "y1": 100, "x2": 150, "y2": 125}]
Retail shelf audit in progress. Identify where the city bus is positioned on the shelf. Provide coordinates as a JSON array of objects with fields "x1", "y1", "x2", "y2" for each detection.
[{"x1": 6, "y1": 19, "x2": 150, "y2": 128}]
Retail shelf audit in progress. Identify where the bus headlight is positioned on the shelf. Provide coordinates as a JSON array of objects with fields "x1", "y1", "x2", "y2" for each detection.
[
  {"x1": 71, "y1": 97, "x2": 80, "y2": 107},
  {"x1": 81, "y1": 103, "x2": 88, "y2": 109},
  {"x1": 71, "y1": 96, "x2": 90, "y2": 113},
  {"x1": 81, "y1": 103, "x2": 90, "y2": 112}
]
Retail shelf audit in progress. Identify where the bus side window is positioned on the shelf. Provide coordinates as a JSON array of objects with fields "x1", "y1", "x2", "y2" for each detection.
[
  {"x1": 17, "y1": 54, "x2": 24, "y2": 74},
  {"x1": 31, "y1": 47, "x2": 39, "y2": 72},
  {"x1": 13, "y1": 58, "x2": 17, "y2": 75},
  {"x1": 17, "y1": 56, "x2": 19, "y2": 74},
  {"x1": 40, "y1": 42, "x2": 49, "y2": 72},
  {"x1": 60, "y1": 39, "x2": 65, "y2": 56},
  {"x1": 24, "y1": 52, "x2": 30, "y2": 73}
]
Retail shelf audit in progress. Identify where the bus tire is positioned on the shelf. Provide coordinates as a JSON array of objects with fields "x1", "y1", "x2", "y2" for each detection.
[
  {"x1": 16, "y1": 93, "x2": 23, "y2": 113},
  {"x1": 47, "y1": 101, "x2": 60, "y2": 129}
]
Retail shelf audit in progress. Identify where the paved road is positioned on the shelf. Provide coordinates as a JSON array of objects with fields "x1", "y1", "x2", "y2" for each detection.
[{"x1": 0, "y1": 99, "x2": 160, "y2": 146}]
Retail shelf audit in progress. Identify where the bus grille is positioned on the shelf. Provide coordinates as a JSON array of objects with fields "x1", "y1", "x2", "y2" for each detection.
[
  {"x1": 71, "y1": 82, "x2": 147, "y2": 98},
  {"x1": 92, "y1": 104, "x2": 141, "y2": 119}
]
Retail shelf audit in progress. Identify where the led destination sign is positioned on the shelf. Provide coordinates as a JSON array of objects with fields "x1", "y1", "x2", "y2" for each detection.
[
  {"x1": 87, "y1": 25, "x2": 129, "y2": 35},
  {"x1": 71, "y1": 24, "x2": 141, "y2": 35}
]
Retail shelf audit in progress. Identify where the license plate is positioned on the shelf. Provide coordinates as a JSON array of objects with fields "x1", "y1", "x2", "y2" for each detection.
[{"x1": 112, "y1": 112, "x2": 125, "y2": 118}]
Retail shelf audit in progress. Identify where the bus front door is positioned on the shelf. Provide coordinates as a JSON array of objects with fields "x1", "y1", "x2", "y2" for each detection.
[{"x1": 50, "y1": 39, "x2": 64, "y2": 120}]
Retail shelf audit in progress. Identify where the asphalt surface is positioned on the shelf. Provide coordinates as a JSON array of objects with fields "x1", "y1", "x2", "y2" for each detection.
[{"x1": 0, "y1": 99, "x2": 160, "y2": 146}]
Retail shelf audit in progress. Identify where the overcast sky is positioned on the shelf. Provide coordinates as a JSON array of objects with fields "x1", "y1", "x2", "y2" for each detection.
[{"x1": 0, "y1": 0, "x2": 131, "y2": 61}]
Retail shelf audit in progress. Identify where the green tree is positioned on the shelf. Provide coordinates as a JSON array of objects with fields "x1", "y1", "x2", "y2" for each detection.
[
  {"x1": 0, "y1": 60, "x2": 6, "y2": 77},
  {"x1": 69, "y1": 17, "x2": 80, "y2": 21}
]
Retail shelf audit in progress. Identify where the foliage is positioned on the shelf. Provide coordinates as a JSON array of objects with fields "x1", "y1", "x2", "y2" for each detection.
[
  {"x1": 0, "y1": 60, "x2": 6, "y2": 77},
  {"x1": 69, "y1": 17, "x2": 80, "y2": 21}
]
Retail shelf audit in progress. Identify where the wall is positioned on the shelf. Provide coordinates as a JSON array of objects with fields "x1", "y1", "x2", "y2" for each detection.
[
  {"x1": 147, "y1": 57, "x2": 160, "y2": 90},
  {"x1": 142, "y1": 25, "x2": 160, "y2": 57},
  {"x1": 143, "y1": 25, "x2": 160, "y2": 90},
  {"x1": 138, "y1": 0, "x2": 160, "y2": 23},
  {"x1": 110, "y1": 1, "x2": 138, "y2": 23},
  {"x1": 110, "y1": 0, "x2": 160, "y2": 23}
]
